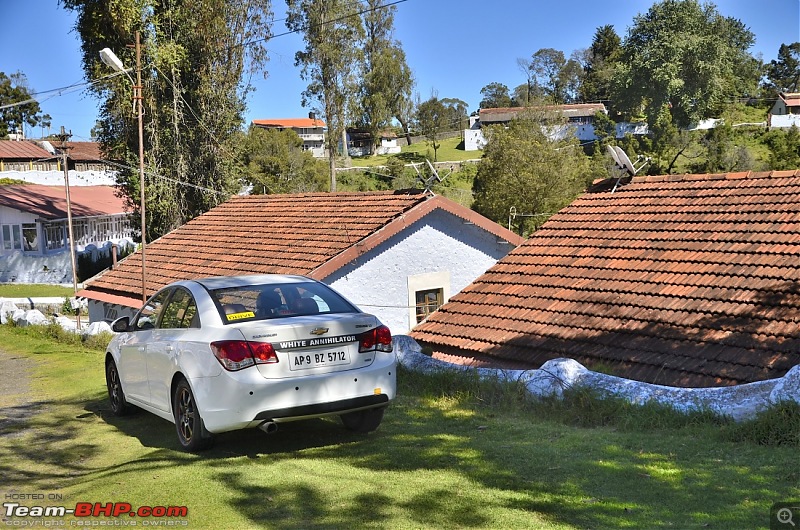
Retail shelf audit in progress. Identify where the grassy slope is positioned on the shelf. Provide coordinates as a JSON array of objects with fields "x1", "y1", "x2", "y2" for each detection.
[
  {"x1": 0, "y1": 324, "x2": 796, "y2": 529},
  {"x1": 348, "y1": 137, "x2": 482, "y2": 168},
  {"x1": 0, "y1": 284, "x2": 75, "y2": 298}
]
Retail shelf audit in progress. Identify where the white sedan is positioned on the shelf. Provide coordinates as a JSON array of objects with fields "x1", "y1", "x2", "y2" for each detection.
[{"x1": 105, "y1": 274, "x2": 396, "y2": 451}]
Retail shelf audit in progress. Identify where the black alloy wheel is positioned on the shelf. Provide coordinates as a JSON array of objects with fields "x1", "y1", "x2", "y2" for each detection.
[
  {"x1": 106, "y1": 358, "x2": 133, "y2": 416},
  {"x1": 173, "y1": 378, "x2": 213, "y2": 451}
]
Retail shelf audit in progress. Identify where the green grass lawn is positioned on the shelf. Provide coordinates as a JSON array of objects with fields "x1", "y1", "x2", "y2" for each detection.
[
  {"x1": 0, "y1": 283, "x2": 75, "y2": 298},
  {"x1": 0, "y1": 324, "x2": 797, "y2": 529},
  {"x1": 349, "y1": 137, "x2": 482, "y2": 168}
]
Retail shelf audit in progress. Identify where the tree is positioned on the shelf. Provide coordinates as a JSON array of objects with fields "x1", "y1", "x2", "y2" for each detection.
[
  {"x1": 63, "y1": 0, "x2": 272, "y2": 241},
  {"x1": 0, "y1": 72, "x2": 46, "y2": 138},
  {"x1": 515, "y1": 57, "x2": 536, "y2": 105},
  {"x1": 528, "y1": 48, "x2": 567, "y2": 103},
  {"x1": 558, "y1": 52, "x2": 586, "y2": 104},
  {"x1": 416, "y1": 96, "x2": 447, "y2": 161},
  {"x1": 765, "y1": 42, "x2": 800, "y2": 94},
  {"x1": 479, "y1": 82, "x2": 513, "y2": 109},
  {"x1": 611, "y1": 0, "x2": 757, "y2": 129},
  {"x1": 286, "y1": 0, "x2": 364, "y2": 191},
  {"x1": 357, "y1": 0, "x2": 413, "y2": 155},
  {"x1": 764, "y1": 126, "x2": 800, "y2": 170},
  {"x1": 440, "y1": 97, "x2": 469, "y2": 132},
  {"x1": 241, "y1": 125, "x2": 328, "y2": 193},
  {"x1": 472, "y1": 111, "x2": 590, "y2": 235},
  {"x1": 580, "y1": 25, "x2": 622, "y2": 103}
]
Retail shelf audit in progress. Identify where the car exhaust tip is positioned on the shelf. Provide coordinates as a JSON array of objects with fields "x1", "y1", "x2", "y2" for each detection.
[{"x1": 259, "y1": 420, "x2": 278, "y2": 434}]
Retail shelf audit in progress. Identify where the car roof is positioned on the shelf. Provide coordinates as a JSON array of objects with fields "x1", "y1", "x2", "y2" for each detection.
[{"x1": 187, "y1": 274, "x2": 314, "y2": 290}]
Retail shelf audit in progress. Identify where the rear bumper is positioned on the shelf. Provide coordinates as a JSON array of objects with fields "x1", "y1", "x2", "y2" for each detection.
[
  {"x1": 254, "y1": 393, "x2": 389, "y2": 422},
  {"x1": 192, "y1": 354, "x2": 396, "y2": 433}
]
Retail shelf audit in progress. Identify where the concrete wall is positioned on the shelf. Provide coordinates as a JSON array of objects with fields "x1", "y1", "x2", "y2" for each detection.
[{"x1": 324, "y1": 208, "x2": 515, "y2": 335}]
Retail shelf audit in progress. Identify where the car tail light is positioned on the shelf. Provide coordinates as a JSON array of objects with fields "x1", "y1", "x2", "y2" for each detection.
[
  {"x1": 211, "y1": 340, "x2": 278, "y2": 371},
  {"x1": 358, "y1": 325, "x2": 393, "y2": 353}
]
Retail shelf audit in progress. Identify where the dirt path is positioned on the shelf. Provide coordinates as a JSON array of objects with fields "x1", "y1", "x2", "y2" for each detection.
[{"x1": 0, "y1": 348, "x2": 35, "y2": 428}]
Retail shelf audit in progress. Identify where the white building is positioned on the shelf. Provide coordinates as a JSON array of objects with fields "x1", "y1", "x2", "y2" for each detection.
[
  {"x1": 78, "y1": 190, "x2": 523, "y2": 334},
  {"x1": 769, "y1": 92, "x2": 800, "y2": 129},
  {"x1": 252, "y1": 117, "x2": 327, "y2": 158},
  {"x1": 0, "y1": 184, "x2": 133, "y2": 283}
]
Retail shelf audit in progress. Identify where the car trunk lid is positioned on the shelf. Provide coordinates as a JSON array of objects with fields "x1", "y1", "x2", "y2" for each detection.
[{"x1": 238, "y1": 313, "x2": 381, "y2": 379}]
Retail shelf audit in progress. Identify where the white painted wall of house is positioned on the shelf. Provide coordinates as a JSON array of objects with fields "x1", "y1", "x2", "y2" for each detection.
[
  {"x1": 770, "y1": 114, "x2": 800, "y2": 128},
  {"x1": 0, "y1": 169, "x2": 117, "y2": 186},
  {"x1": 323, "y1": 208, "x2": 515, "y2": 335}
]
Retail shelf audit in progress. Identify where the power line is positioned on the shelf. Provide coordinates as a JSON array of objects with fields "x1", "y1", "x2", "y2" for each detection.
[
  {"x1": 0, "y1": 71, "x2": 127, "y2": 111},
  {"x1": 241, "y1": 0, "x2": 408, "y2": 49}
]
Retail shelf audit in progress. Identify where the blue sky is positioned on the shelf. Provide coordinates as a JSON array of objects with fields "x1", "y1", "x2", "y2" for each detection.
[{"x1": 1, "y1": 0, "x2": 798, "y2": 140}]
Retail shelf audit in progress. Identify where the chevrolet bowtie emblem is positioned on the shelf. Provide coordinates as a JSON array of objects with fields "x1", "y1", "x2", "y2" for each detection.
[{"x1": 310, "y1": 327, "x2": 329, "y2": 336}]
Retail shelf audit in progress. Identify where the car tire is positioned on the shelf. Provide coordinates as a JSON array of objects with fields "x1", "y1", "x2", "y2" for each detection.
[
  {"x1": 173, "y1": 378, "x2": 214, "y2": 452},
  {"x1": 106, "y1": 358, "x2": 134, "y2": 416},
  {"x1": 340, "y1": 407, "x2": 385, "y2": 433}
]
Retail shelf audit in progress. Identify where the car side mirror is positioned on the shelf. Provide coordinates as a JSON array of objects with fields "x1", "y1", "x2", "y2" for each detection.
[{"x1": 111, "y1": 316, "x2": 131, "y2": 333}]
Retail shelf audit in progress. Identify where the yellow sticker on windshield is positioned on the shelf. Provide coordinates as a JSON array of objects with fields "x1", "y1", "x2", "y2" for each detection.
[{"x1": 226, "y1": 311, "x2": 255, "y2": 321}]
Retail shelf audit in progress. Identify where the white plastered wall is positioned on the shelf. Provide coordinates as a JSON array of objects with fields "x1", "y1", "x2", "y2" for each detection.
[{"x1": 323, "y1": 208, "x2": 514, "y2": 335}]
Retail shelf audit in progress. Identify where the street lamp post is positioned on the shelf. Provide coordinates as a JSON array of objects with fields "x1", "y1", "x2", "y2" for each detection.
[{"x1": 100, "y1": 32, "x2": 147, "y2": 303}]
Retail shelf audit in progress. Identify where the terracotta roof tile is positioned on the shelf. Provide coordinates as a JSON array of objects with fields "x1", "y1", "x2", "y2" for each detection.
[
  {"x1": 411, "y1": 170, "x2": 800, "y2": 387},
  {"x1": 0, "y1": 184, "x2": 127, "y2": 219},
  {"x1": 0, "y1": 140, "x2": 52, "y2": 159},
  {"x1": 83, "y1": 190, "x2": 522, "y2": 304},
  {"x1": 252, "y1": 118, "x2": 326, "y2": 128}
]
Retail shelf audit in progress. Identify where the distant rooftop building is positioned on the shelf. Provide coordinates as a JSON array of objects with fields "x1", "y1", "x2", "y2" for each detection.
[
  {"x1": 478, "y1": 104, "x2": 607, "y2": 127},
  {"x1": 769, "y1": 92, "x2": 800, "y2": 129},
  {"x1": 252, "y1": 116, "x2": 327, "y2": 158}
]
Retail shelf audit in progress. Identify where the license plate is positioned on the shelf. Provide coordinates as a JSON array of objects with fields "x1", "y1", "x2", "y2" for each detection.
[{"x1": 288, "y1": 349, "x2": 350, "y2": 370}]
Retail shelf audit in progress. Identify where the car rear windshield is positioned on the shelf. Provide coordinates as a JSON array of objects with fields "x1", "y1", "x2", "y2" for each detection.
[{"x1": 210, "y1": 281, "x2": 358, "y2": 324}]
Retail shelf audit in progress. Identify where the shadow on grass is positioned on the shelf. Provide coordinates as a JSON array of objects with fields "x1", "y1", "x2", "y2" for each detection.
[
  {"x1": 1, "y1": 377, "x2": 793, "y2": 529},
  {"x1": 394, "y1": 152, "x2": 426, "y2": 163}
]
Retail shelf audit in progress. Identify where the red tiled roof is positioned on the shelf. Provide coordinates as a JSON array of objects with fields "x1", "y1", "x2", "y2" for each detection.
[
  {"x1": 62, "y1": 141, "x2": 103, "y2": 161},
  {"x1": 479, "y1": 104, "x2": 606, "y2": 122},
  {"x1": 411, "y1": 170, "x2": 800, "y2": 388},
  {"x1": 0, "y1": 184, "x2": 128, "y2": 219},
  {"x1": 0, "y1": 140, "x2": 52, "y2": 160},
  {"x1": 780, "y1": 92, "x2": 800, "y2": 107},
  {"x1": 82, "y1": 191, "x2": 521, "y2": 306},
  {"x1": 252, "y1": 118, "x2": 326, "y2": 128}
]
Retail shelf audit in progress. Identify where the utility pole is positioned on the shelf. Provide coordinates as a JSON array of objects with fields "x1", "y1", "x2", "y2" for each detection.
[
  {"x1": 134, "y1": 31, "x2": 147, "y2": 303},
  {"x1": 99, "y1": 33, "x2": 147, "y2": 303},
  {"x1": 56, "y1": 126, "x2": 81, "y2": 329}
]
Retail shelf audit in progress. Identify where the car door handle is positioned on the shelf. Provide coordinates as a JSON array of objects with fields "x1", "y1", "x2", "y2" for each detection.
[{"x1": 137, "y1": 346, "x2": 145, "y2": 352}]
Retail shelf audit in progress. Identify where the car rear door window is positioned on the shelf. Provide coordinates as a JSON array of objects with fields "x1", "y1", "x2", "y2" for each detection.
[{"x1": 159, "y1": 288, "x2": 199, "y2": 329}]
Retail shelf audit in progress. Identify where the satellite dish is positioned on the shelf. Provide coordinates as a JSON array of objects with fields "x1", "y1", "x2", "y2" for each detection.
[
  {"x1": 606, "y1": 144, "x2": 622, "y2": 167},
  {"x1": 607, "y1": 145, "x2": 651, "y2": 192},
  {"x1": 613, "y1": 146, "x2": 637, "y2": 175}
]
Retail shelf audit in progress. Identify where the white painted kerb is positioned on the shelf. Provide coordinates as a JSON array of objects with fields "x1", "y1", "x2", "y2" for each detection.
[{"x1": 393, "y1": 335, "x2": 800, "y2": 421}]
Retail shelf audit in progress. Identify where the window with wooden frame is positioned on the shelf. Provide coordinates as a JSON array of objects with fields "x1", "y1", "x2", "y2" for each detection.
[{"x1": 415, "y1": 288, "x2": 443, "y2": 324}]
